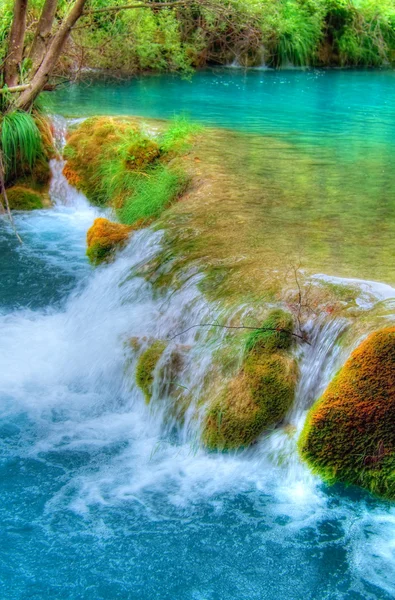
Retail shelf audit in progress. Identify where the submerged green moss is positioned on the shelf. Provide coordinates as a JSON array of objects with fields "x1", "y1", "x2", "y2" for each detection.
[
  {"x1": 202, "y1": 310, "x2": 298, "y2": 451},
  {"x1": 299, "y1": 327, "x2": 395, "y2": 500},
  {"x1": 135, "y1": 340, "x2": 167, "y2": 403}
]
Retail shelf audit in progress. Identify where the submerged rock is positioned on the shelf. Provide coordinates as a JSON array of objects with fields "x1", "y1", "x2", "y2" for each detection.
[
  {"x1": 86, "y1": 217, "x2": 132, "y2": 265},
  {"x1": 202, "y1": 310, "x2": 298, "y2": 450},
  {"x1": 299, "y1": 327, "x2": 395, "y2": 500},
  {"x1": 6, "y1": 186, "x2": 44, "y2": 210},
  {"x1": 135, "y1": 340, "x2": 167, "y2": 403}
]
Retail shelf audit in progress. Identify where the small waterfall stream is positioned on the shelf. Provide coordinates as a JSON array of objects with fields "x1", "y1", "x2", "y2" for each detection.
[{"x1": 0, "y1": 117, "x2": 394, "y2": 599}]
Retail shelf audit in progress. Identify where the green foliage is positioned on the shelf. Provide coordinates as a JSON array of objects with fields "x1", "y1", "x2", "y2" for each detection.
[
  {"x1": 271, "y1": 0, "x2": 325, "y2": 66},
  {"x1": 72, "y1": 0, "x2": 395, "y2": 69},
  {"x1": 2, "y1": 0, "x2": 395, "y2": 78},
  {"x1": 0, "y1": 111, "x2": 43, "y2": 181}
]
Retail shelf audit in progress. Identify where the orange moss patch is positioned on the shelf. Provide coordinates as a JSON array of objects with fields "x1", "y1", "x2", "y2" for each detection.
[
  {"x1": 86, "y1": 217, "x2": 133, "y2": 265},
  {"x1": 299, "y1": 327, "x2": 395, "y2": 500},
  {"x1": 62, "y1": 163, "x2": 81, "y2": 188}
]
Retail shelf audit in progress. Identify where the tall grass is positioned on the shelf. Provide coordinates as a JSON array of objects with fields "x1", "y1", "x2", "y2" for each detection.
[
  {"x1": 0, "y1": 111, "x2": 43, "y2": 179},
  {"x1": 117, "y1": 165, "x2": 190, "y2": 225}
]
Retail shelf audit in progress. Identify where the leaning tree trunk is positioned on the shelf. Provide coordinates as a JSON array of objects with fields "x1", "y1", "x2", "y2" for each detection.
[
  {"x1": 29, "y1": 0, "x2": 59, "y2": 72},
  {"x1": 15, "y1": 0, "x2": 88, "y2": 111},
  {"x1": 4, "y1": 0, "x2": 29, "y2": 87}
]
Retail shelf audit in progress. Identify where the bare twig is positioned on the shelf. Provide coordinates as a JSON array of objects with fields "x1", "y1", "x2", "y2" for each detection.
[{"x1": 168, "y1": 323, "x2": 310, "y2": 344}]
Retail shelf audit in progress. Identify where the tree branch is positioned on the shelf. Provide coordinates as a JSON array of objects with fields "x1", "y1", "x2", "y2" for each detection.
[
  {"x1": 4, "y1": 0, "x2": 28, "y2": 87},
  {"x1": 168, "y1": 324, "x2": 311, "y2": 344},
  {"x1": 83, "y1": 1, "x2": 191, "y2": 15}
]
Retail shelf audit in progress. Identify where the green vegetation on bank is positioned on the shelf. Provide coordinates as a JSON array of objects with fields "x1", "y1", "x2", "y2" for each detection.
[
  {"x1": 0, "y1": 107, "x2": 55, "y2": 208},
  {"x1": 5, "y1": 185, "x2": 44, "y2": 210},
  {"x1": 1, "y1": 0, "x2": 395, "y2": 75},
  {"x1": 63, "y1": 116, "x2": 199, "y2": 227}
]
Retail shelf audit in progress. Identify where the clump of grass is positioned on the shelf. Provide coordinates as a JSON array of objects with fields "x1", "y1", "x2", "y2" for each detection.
[
  {"x1": 117, "y1": 165, "x2": 190, "y2": 226},
  {"x1": 0, "y1": 110, "x2": 43, "y2": 181}
]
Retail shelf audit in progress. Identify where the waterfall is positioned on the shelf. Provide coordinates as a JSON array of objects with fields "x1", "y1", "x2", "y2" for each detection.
[{"x1": 2, "y1": 115, "x2": 393, "y2": 597}]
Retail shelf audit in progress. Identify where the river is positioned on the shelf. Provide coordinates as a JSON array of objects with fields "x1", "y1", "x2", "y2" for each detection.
[{"x1": 0, "y1": 69, "x2": 394, "y2": 599}]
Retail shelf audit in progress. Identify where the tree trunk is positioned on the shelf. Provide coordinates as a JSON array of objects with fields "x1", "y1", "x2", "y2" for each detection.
[
  {"x1": 4, "y1": 0, "x2": 28, "y2": 88},
  {"x1": 15, "y1": 0, "x2": 88, "y2": 111},
  {"x1": 29, "y1": 0, "x2": 59, "y2": 72}
]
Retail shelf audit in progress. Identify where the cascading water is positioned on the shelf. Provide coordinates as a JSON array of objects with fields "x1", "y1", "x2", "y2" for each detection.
[{"x1": 1, "y1": 120, "x2": 395, "y2": 600}]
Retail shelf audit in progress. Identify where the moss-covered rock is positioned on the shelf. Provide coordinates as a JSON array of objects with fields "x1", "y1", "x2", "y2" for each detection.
[
  {"x1": 6, "y1": 186, "x2": 44, "y2": 210},
  {"x1": 202, "y1": 309, "x2": 298, "y2": 450},
  {"x1": 135, "y1": 340, "x2": 167, "y2": 403},
  {"x1": 86, "y1": 217, "x2": 132, "y2": 265},
  {"x1": 63, "y1": 117, "x2": 160, "y2": 206},
  {"x1": 299, "y1": 327, "x2": 395, "y2": 500},
  {"x1": 125, "y1": 138, "x2": 160, "y2": 171}
]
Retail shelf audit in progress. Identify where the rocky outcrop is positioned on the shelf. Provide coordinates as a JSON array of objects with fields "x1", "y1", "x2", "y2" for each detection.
[
  {"x1": 299, "y1": 327, "x2": 395, "y2": 500},
  {"x1": 86, "y1": 218, "x2": 132, "y2": 265},
  {"x1": 203, "y1": 310, "x2": 298, "y2": 450}
]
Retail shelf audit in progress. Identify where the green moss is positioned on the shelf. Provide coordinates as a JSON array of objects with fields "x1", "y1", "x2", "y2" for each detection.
[
  {"x1": 202, "y1": 310, "x2": 298, "y2": 451},
  {"x1": 86, "y1": 241, "x2": 113, "y2": 265},
  {"x1": 299, "y1": 327, "x2": 395, "y2": 500},
  {"x1": 5, "y1": 186, "x2": 43, "y2": 210},
  {"x1": 245, "y1": 309, "x2": 294, "y2": 353},
  {"x1": 135, "y1": 340, "x2": 167, "y2": 403}
]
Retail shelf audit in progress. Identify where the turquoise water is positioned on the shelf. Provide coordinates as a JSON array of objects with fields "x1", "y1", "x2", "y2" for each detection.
[
  {"x1": 48, "y1": 69, "x2": 395, "y2": 147},
  {"x1": 49, "y1": 69, "x2": 395, "y2": 285},
  {"x1": 1, "y1": 70, "x2": 395, "y2": 598}
]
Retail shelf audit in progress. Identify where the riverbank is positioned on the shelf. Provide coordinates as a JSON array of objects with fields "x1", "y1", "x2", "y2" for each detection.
[{"x1": 2, "y1": 0, "x2": 395, "y2": 80}]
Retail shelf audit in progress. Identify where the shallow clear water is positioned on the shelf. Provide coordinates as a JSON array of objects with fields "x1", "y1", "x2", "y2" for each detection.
[
  {"x1": 49, "y1": 69, "x2": 395, "y2": 286},
  {"x1": 1, "y1": 71, "x2": 395, "y2": 598}
]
